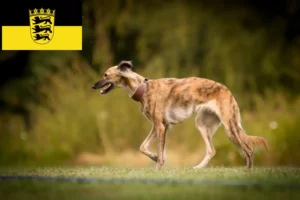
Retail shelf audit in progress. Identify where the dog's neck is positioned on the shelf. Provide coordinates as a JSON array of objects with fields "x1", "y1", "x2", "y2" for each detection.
[{"x1": 122, "y1": 72, "x2": 145, "y2": 97}]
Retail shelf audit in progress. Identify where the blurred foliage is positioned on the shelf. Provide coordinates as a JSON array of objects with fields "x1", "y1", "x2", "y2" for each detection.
[{"x1": 0, "y1": 0, "x2": 300, "y2": 167}]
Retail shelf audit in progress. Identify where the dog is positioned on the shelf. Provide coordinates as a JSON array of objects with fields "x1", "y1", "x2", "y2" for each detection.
[{"x1": 92, "y1": 60, "x2": 268, "y2": 169}]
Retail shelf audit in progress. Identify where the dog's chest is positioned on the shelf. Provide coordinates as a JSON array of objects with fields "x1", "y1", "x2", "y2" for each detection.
[{"x1": 140, "y1": 104, "x2": 153, "y2": 121}]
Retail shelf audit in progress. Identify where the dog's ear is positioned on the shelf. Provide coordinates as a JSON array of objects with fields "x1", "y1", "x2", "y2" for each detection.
[{"x1": 117, "y1": 60, "x2": 133, "y2": 71}]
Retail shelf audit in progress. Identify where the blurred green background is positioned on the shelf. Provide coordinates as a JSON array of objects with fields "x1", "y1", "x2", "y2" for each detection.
[{"x1": 0, "y1": 0, "x2": 300, "y2": 168}]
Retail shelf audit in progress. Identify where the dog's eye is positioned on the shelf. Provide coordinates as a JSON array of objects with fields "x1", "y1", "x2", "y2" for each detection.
[{"x1": 104, "y1": 73, "x2": 108, "y2": 77}]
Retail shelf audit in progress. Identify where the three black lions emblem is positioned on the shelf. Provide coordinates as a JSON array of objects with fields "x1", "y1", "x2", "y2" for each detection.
[{"x1": 29, "y1": 8, "x2": 55, "y2": 44}]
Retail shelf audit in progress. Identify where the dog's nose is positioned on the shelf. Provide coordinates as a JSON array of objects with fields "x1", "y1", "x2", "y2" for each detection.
[{"x1": 92, "y1": 85, "x2": 96, "y2": 89}]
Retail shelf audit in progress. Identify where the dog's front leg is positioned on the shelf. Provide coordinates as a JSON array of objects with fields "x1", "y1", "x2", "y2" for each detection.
[
  {"x1": 140, "y1": 125, "x2": 158, "y2": 162},
  {"x1": 156, "y1": 122, "x2": 168, "y2": 170}
]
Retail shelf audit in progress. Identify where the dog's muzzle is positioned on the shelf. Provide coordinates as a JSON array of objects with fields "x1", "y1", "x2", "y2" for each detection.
[{"x1": 92, "y1": 80, "x2": 114, "y2": 95}]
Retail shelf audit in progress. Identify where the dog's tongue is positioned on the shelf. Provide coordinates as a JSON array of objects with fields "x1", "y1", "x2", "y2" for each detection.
[
  {"x1": 100, "y1": 89, "x2": 108, "y2": 95},
  {"x1": 100, "y1": 83, "x2": 111, "y2": 95}
]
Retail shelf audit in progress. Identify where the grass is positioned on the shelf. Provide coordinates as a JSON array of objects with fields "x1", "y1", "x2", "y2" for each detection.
[{"x1": 0, "y1": 166, "x2": 300, "y2": 200}]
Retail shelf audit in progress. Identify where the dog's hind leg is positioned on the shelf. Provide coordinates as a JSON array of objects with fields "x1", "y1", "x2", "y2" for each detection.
[
  {"x1": 140, "y1": 125, "x2": 158, "y2": 162},
  {"x1": 193, "y1": 110, "x2": 221, "y2": 169}
]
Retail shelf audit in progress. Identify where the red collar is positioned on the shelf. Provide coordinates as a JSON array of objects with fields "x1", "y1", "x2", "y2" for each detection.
[{"x1": 131, "y1": 79, "x2": 148, "y2": 102}]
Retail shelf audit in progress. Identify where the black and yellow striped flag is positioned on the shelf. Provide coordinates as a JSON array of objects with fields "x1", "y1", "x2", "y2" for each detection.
[{"x1": 1, "y1": 1, "x2": 82, "y2": 50}]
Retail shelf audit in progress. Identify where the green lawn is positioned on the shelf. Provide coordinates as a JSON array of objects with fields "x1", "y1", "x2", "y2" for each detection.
[{"x1": 0, "y1": 167, "x2": 300, "y2": 200}]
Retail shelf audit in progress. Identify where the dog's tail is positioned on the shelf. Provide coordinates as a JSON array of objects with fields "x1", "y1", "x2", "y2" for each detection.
[
  {"x1": 225, "y1": 122, "x2": 268, "y2": 153},
  {"x1": 222, "y1": 97, "x2": 268, "y2": 153},
  {"x1": 238, "y1": 130, "x2": 268, "y2": 152}
]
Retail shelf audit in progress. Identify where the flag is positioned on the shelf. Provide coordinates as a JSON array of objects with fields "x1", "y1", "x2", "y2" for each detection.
[{"x1": 1, "y1": 1, "x2": 82, "y2": 50}]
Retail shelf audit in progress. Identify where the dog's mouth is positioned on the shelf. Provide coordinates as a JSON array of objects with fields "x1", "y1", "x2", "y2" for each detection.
[
  {"x1": 92, "y1": 80, "x2": 114, "y2": 95},
  {"x1": 100, "y1": 82, "x2": 114, "y2": 94}
]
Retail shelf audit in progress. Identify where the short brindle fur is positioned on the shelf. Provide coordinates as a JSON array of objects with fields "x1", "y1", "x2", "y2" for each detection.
[{"x1": 92, "y1": 61, "x2": 268, "y2": 169}]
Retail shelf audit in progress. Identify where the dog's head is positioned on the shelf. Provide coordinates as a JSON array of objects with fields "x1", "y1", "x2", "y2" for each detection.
[{"x1": 92, "y1": 60, "x2": 133, "y2": 94}]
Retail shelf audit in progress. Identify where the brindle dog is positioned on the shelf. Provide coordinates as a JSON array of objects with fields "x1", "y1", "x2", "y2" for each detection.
[{"x1": 92, "y1": 61, "x2": 268, "y2": 169}]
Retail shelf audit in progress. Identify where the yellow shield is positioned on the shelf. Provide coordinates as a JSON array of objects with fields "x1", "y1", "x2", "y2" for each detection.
[{"x1": 29, "y1": 8, "x2": 55, "y2": 45}]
